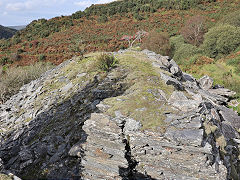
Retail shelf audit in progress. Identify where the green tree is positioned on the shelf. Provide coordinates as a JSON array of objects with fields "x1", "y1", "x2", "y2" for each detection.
[
  {"x1": 201, "y1": 24, "x2": 240, "y2": 58},
  {"x1": 98, "y1": 15, "x2": 108, "y2": 23}
]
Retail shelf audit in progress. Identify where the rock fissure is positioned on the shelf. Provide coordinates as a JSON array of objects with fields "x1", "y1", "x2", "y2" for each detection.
[
  {"x1": 121, "y1": 120, "x2": 139, "y2": 179},
  {"x1": 0, "y1": 61, "x2": 129, "y2": 179},
  {"x1": 1, "y1": 50, "x2": 240, "y2": 179}
]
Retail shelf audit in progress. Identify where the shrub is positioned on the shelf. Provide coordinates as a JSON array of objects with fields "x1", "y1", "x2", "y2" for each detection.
[
  {"x1": 173, "y1": 43, "x2": 200, "y2": 63},
  {"x1": 141, "y1": 31, "x2": 171, "y2": 56},
  {"x1": 17, "y1": 48, "x2": 25, "y2": 53},
  {"x1": 0, "y1": 57, "x2": 10, "y2": 65},
  {"x1": 170, "y1": 35, "x2": 185, "y2": 56},
  {"x1": 98, "y1": 15, "x2": 108, "y2": 23},
  {"x1": 201, "y1": 24, "x2": 240, "y2": 58},
  {"x1": 227, "y1": 55, "x2": 240, "y2": 75},
  {"x1": 133, "y1": 13, "x2": 144, "y2": 21},
  {"x1": 180, "y1": 15, "x2": 206, "y2": 46},
  {"x1": 219, "y1": 10, "x2": 240, "y2": 27},
  {"x1": 10, "y1": 53, "x2": 21, "y2": 62},
  {"x1": 39, "y1": 54, "x2": 46, "y2": 61},
  {"x1": 96, "y1": 53, "x2": 118, "y2": 72},
  {"x1": 0, "y1": 62, "x2": 54, "y2": 103}
]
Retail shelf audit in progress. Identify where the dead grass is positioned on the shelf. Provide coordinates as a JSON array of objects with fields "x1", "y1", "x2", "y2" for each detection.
[{"x1": 0, "y1": 62, "x2": 54, "y2": 103}]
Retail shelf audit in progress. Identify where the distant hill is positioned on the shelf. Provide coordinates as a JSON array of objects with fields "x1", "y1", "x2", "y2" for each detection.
[
  {"x1": 0, "y1": 25, "x2": 17, "y2": 39},
  {"x1": 0, "y1": 0, "x2": 240, "y2": 66},
  {"x1": 7, "y1": 25, "x2": 26, "y2": 31}
]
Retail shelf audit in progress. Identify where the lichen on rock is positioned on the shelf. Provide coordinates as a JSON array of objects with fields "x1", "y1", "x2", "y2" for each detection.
[{"x1": 0, "y1": 49, "x2": 240, "y2": 179}]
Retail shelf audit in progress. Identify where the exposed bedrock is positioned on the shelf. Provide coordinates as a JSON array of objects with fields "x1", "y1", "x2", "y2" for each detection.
[{"x1": 0, "y1": 49, "x2": 240, "y2": 179}]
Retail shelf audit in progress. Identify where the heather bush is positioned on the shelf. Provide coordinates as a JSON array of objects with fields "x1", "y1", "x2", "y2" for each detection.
[
  {"x1": 141, "y1": 31, "x2": 171, "y2": 56},
  {"x1": 201, "y1": 24, "x2": 240, "y2": 58}
]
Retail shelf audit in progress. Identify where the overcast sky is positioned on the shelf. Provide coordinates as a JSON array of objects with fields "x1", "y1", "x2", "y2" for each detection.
[{"x1": 0, "y1": 0, "x2": 114, "y2": 26}]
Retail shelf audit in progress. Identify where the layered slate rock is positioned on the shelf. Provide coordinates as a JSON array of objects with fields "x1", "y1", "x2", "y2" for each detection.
[
  {"x1": 0, "y1": 49, "x2": 240, "y2": 179},
  {"x1": 0, "y1": 57, "x2": 129, "y2": 179},
  {"x1": 142, "y1": 49, "x2": 240, "y2": 179},
  {"x1": 79, "y1": 113, "x2": 129, "y2": 179}
]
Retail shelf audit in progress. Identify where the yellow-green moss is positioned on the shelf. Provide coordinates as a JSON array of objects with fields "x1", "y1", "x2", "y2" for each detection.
[
  {"x1": 104, "y1": 51, "x2": 174, "y2": 131},
  {"x1": 216, "y1": 135, "x2": 227, "y2": 152},
  {"x1": 30, "y1": 51, "x2": 174, "y2": 132},
  {"x1": 0, "y1": 174, "x2": 12, "y2": 180},
  {"x1": 25, "y1": 117, "x2": 33, "y2": 123},
  {"x1": 203, "y1": 121, "x2": 218, "y2": 135},
  {"x1": 33, "y1": 54, "x2": 102, "y2": 110}
]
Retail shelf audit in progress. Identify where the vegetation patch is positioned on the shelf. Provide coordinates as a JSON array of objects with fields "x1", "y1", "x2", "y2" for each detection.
[
  {"x1": 0, "y1": 62, "x2": 54, "y2": 103},
  {"x1": 201, "y1": 24, "x2": 240, "y2": 59},
  {"x1": 104, "y1": 51, "x2": 175, "y2": 131},
  {"x1": 96, "y1": 53, "x2": 118, "y2": 72},
  {"x1": 141, "y1": 31, "x2": 171, "y2": 56}
]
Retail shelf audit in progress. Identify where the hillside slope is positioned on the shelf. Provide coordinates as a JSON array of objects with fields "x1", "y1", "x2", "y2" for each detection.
[
  {"x1": 7, "y1": 25, "x2": 26, "y2": 31},
  {"x1": 0, "y1": 50, "x2": 239, "y2": 179},
  {"x1": 0, "y1": 0, "x2": 240, "y2": 66},
  {"x1": 0, "y1": 25, "x2": 17, "y2": 39}
]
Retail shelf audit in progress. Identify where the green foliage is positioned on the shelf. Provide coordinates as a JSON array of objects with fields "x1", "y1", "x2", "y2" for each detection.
[
  {"x1": 0, "y1": 39, "x2": 10, "y2": 49},
  {"x1": 11, "y1": 36, "x2": 21, "y2": 44},
  {"x1": 72, "y1": 0, "x2": 214, "y2": 21},
  {"x1": 69, "y1": 38, "x2": 85, "y2": 58},
  {"x1": 2, "y1": 65, "x2": 8, "y2": 73},
  {"x1": 201, "y1": 24, "x2": 240, "y2": 58},
  {"x1": 170, "y1": 35, "x2": 185, "y2": 55},
  {"x1": 173, "y1": 43, "x2": 200, "y2": 62},
  {"x1": 98, "y1": 15, "x2": 108, "y2": 23},
  {"x1": 21, "y1": 17, "x2": 73, "y2": 40},
  {"x1": 219, "y1": 10, "x2": 240, "y2": 27},
  {"x1": 0, "y1": 25, "x2": 17, "y2": 39},
  {"x1": 0, "y1": 57, "x2": 11, "y2": 65},
  {"x1": 170, "y1": 34, "x2": 201, "y2": 63},
  {"x1": 39, "y1": 54, "x2": 46, "y2": 61},
  {"x1": 133, "y1": 13, "x2": 144, "y2": 21},
  {"x1": 97, "y1": 53, "x2": 118, "y2": 72},
  {"x1": 227, "y1": 54, "x2": 240, "y2": 75}
]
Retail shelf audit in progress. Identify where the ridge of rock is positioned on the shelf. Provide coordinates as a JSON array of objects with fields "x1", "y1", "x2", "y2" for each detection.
[{"x1": 0, "y1": 49, "x2": 240, "y2": 179}]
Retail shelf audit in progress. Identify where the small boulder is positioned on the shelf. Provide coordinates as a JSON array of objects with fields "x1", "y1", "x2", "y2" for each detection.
[
  {"x1": 0, "y1": 158, "x2": 3, "y2": 171},
  {"x1": 160, "y1": 56, "x2": 170, "y2": 68},
  {"x1": 124, "y1": 118, "x2": 142, "y2": 134},
  {"x1": 168, "y1": 91, "x2": 188, "y2": 102},
  {"x1": 209, "y1": 88, "x2": 236, "y2": 98},
  {"x1": 198, "y1": 75, "x2": 213, "y2": 90},
  {"x1": 169, "y1": 59, "x2": 183, "y2": 77}
]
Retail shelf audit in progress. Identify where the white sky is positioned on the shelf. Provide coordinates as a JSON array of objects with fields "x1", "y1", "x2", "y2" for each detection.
[{"x1": 0, "y1": 0, "x2": 114, "y2": 26}]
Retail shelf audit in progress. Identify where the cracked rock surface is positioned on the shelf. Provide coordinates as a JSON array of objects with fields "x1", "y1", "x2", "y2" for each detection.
[{"x1": 0, "y1": 49, "x2": 240, "y2": 179}]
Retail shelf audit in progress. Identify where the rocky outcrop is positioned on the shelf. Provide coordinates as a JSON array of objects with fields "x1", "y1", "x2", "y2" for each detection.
[{"x1": 0, "y1": 49, "x2": 240, "y2": 179}]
